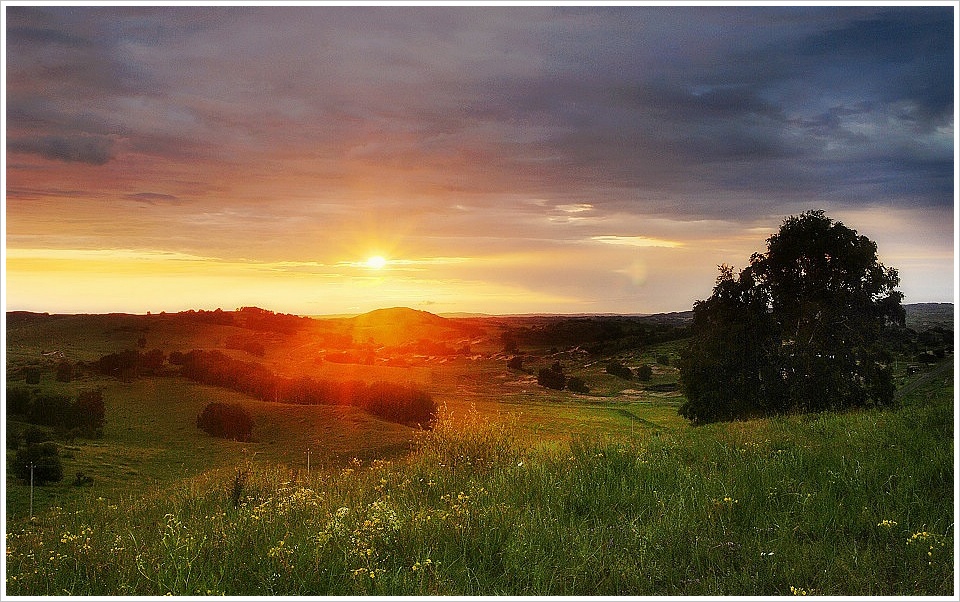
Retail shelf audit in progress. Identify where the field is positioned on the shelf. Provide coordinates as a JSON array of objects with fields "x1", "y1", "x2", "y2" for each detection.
[{"x1": 3, "y1": 305, "x2": 955, "y2": 595}]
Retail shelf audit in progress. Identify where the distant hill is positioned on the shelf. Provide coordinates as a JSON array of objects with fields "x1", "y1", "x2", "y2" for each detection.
[
  {"x1": 349, "y1": 307, "x2": 453, "y2": 329},
  {"x1": 330, "y1": 307, "x2": 479, "y2": 346},
  {"x1": 904, "y1": 302, "x2": 954, "y2": 331}
]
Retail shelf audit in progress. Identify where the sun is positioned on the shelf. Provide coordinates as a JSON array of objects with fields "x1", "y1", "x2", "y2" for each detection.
[{"x1": 365, "y1": 255, "x2": 388, "y2": 270}]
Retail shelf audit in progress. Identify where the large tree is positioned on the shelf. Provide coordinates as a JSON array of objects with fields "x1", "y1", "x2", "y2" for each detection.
[{"x1": 679, "y1": 211, "x2": 904, "y2": 423}]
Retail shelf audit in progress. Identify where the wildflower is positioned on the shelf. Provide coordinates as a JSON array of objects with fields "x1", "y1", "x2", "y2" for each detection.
[
  {"x1": 790, "y1": 586, "x2": 809, "y2": 595},
  {"x1": 877, "y1": 519, "x2": 897, "y2": 529}
]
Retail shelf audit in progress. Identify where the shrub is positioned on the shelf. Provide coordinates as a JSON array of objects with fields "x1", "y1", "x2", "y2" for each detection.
[
  {"x1": 24, "y1": 426, "x2": 52, "y2": 445},
  {"x1": 95, "y1": 349, "x2": 140, "y2": 379},
  {"x1": 75, "y1": 389, "x2": 106, "y2": 437},
  {"x1": 24, "y1": 366, "x2": 41, "y2": 385},
  {"x1": 605, "y1": 361, "x2": 633, "y2": 380},
  {"x1": 6, "y1": 386, "x2": 33, "y2": 415},
  {"x1": 196, "y1": 402, "x2": 254, "y2": 441},
  {"x1": 537, "y1": 365, "x2": 566, "y2": 390},
  {"x1": 566, "y1": 376, "x2": 590, "y2": 394},
  {"x1": 506, "y1": 356, "x2": 524, "y2": 370},
  {"x1": 13, "y1": 442, "x2": 64, "y2": 485},
  {"x1": 357, "y1": 382, "x2": 437, "y2": 428},
  {"x1": 55, "y1": 360, "x2": 73, "y2": 382},
  {"x1": 139, "y1": 349, "x2": 167, "y2": 375},
  {"x1": 636, "y1": 364, "x2": 653, "y2": 381},
  {"x1": 28, "y1": 392, "x2": 75, "y2": 427}
]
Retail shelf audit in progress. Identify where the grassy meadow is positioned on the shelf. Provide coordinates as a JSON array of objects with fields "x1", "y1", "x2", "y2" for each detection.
[{"x1": 3, "y1": 308, "x2": 955, "y2": 595}]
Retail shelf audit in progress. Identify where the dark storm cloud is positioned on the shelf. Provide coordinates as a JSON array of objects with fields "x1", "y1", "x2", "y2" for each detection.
[
  {"x1": 4, "y1": 5, "x2": 954, "y2": 220},
  {"x1": 788, "y1": 8, "x2": 954, "y2": 118}
]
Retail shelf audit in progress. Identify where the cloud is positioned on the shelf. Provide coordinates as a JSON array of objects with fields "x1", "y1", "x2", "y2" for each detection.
[
  {"x1": 3, "y1": 5, "x2": 954, "y2": 314},
  {"x1": 6, "y1": 6, "x2": 950, "y2": 219},
  {"x1": 7, "y1": 135, "x2": 114, "y2": 165},
  {"x1": 125, "y1": 192, "x2": 183, "y2": 205},
  {"x1": 590, "y1": 236, "x2": 683, "y2": 249}
]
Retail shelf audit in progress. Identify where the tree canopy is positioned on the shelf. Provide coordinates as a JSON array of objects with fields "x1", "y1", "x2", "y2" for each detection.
[{"x1": 678, "y1": 211, "x2": 904, "y2": 424}]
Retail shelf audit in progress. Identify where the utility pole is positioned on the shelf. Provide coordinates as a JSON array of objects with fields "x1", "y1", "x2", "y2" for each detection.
[
  {"x1": 306, "y1": 448, "x2": 311, "y2": 474},
  {"x1": 29, "y1": 462, "x2": 34, "y2": 520}
]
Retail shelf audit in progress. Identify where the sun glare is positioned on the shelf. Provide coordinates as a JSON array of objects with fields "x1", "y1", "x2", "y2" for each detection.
[{"x1": 365, "y1": 255, "x2": 388, "y2": 270}]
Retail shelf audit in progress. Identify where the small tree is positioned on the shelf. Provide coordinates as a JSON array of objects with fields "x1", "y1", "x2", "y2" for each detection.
[
  {"x1": 537, "y1": 365, "x2": 566, "y2": 390},
  {"x1": 75, "y1": 389, "x2": 106, "y2": 437},
  {"x1": 6, "y1": 386, "x2": 32, "y2": 415},
  {"x1": 14, "y1": 442, "x2": 64, "y2": 485},
  {"x1": 566, "y1": 376, "x2": 590, "y2": 394},
  {"x1": 636, "y1": 364, "x2": 653, "y2": 381},
  {"x1": 55, "y1": 360, "x2": 73, "y2": 382},
  {"x1": 24, "y1": 366, "x2": 41, "y2": 385},
  {"x1": 197, "y1": 402, "x2": 254, "y2": 441},
  {"x1": 606, "y1": 361, "x2": 633, "y2": 380},
  {"x1": 501, "y1": 333, "x2": 520, "y2": 355},
  {"x1": 28, "y1": 392, "x2": 74, "y2": 427},
  {"x1": 139, "y1": 349, "x2": 166, "y2": 375}
]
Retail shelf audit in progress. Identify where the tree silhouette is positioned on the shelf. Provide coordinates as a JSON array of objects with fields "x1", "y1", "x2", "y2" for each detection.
[{"x1": 679, "y1": 211, "x2": 904, "y2": 423}]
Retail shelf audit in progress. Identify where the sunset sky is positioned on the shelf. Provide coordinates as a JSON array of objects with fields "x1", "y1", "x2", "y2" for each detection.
[{"x1": 3, "y1": 3, "x2": 957, "y2": 316}]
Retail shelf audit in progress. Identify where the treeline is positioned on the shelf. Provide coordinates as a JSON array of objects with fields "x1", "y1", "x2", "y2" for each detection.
[
  {"x1": 882, "y1": 324, "x2": 954, "y2": 364},
  {"x1": 6, "y1": 386, "x2": 106, "y2": 440},
  {"x1": 85, "y1": 348, "x2": 436, "y2": 428},
  {"x1": 177, "y1": 306, "x2": 309, "y2": 334},
  {"x1": 502, "y1": 316, "x2": 688, "y2": 355},
  {"x1": 170, "y1": 350, "x2": 436, "y2": 428},
  {"x1": 89, "y1": 349, "x2": 168, "y2": 379}
]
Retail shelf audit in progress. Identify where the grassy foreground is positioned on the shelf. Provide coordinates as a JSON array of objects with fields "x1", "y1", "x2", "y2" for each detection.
[{"x1": 4, "y1": 368, "x2": 954, "y2": 596}]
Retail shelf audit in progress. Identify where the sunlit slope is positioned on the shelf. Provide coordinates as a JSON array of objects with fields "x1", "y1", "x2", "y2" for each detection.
[{"x1": 4, "y1": 376, "x2": 418, "y2": 520}]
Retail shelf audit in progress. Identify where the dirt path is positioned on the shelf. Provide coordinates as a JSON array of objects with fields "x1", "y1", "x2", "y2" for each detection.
[{"x1": 895, "y1": 357, "x2": 954, "y2": 400}]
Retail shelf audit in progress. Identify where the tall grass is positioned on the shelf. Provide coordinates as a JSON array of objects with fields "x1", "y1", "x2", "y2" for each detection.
[{"x1": 5, "y1": 375, "x2": 953, "y2": 596}]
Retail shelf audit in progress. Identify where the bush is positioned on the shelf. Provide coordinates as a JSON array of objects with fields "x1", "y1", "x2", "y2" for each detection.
[
  {"x1": 28, "y1": 392, "x2": 75, "y2": 427},
  {"x1": 24, "y1": 366, "x2": 41, "y2": 385},
  {"x1": 357, "y1": 382, "x2": 437, "y2": 428},
  {"x1": 24, "y1": 426, "x2": 52, "y2": 445},
  {"x1": 139, "y1": 349, "x2": 166, "y2": 375},
  {"x1": 196, "y1": 402, "x2": 254, "y2": 441},
  {"x1": 537, "y1": 364, "x2": 566, "y2": 390},
  {"x1": 75, "y1": 389, "x2": 106, "y2": 437},
  {"x1": 636, "y1": 364, "x2": 653, "y2": 381},
  {"x1": 13, "y1": 442, "x2": 64, "y2": 485},
  {"x1": 506, "y1": 356, "x2": 524, "y2": 371},
  {"x1": 55, "y1": 360, "x2": 73, "y2": 382},
  {"x1": 606, "y1": 361, "x2": 633, "y2": 380},
  {"x1": 6, "y1": 386, "x2": 33, "y2": 415},
  {"x1": 566, "y1": 376, "x2": 590, "y2": 394}
]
